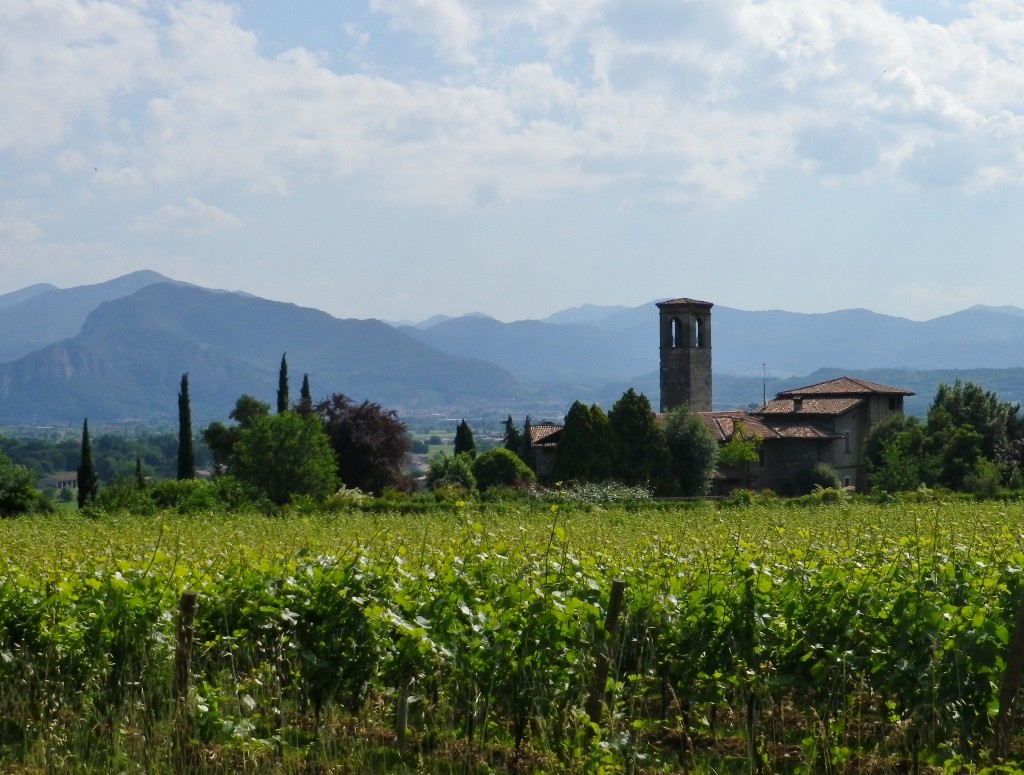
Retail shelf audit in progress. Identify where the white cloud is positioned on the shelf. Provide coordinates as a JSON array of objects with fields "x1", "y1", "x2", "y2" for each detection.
[
  {"x1": 133, "y1": 198, "x2": 242, "y2": 237},
  {"x1": 3, "y1": 0, "x2": 1024, "y2": 212},
  {"x1": 0, "y1": 214, "x2": 42, "y2": 244}
]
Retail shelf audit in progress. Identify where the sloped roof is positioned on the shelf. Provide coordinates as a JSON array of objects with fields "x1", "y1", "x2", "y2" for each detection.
[
  {"x1": 776, "y1": 376, "x2": 914, "y2": 397},
  {"x1": 529, "y1": 423, "x2": 563, "y2": 447},
  {"x1": 698, "y1": 411, "x2": 840, "y2": 444},
  {"x1": 656, "y1": 297, "x2": 713, "y2": 308},
  {"x1": 756, "y1": 397, "x2": 863, "y2": 416}
]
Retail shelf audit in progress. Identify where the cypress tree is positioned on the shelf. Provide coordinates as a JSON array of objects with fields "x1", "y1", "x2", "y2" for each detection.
[
  {"x1": 502, "y1": 414, "x2": 522, "y2": 455},
  {"x1": 296, "y1": 373, "x2": 313, "y2": 417},
  {"x1": 453, "y1": 419, "x2": 476, "y2": 457},
  {"x1": 520, "y1": 416, "x2": 534, "y2": 471},
  {"x1": 277, "y1": 353, "x2": 290, "y2": 414},
  {"x1": 136, "y1": 456, "x2": 146, "y2": 489},
  {"x1": 77, "y1": 419, "x2": 98, "y2": 508},
  {"x1": 178, "y1": 373, "x2": 196, "y2": 480}
]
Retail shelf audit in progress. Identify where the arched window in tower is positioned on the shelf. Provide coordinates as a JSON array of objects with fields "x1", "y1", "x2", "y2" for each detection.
[
  {"x1": 671, "y1": 317, "x2": 683, "y2": 348},
  {"x1": 695, "y1": 316, "x2": 705, "y2": 348}
]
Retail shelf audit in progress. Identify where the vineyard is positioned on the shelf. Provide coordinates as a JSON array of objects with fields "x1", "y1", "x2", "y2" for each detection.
[{"x1": 3, "y1": 500, "x2": 1024, "y2": 773}]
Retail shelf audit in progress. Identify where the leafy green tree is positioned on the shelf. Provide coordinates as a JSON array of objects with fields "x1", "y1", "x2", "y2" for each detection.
[
  {"x1": 554, "y1": 401, "x2": 614, "y2": 482},
  {"x1": 426, "y1": 453, "x2": 476, "y2": 492},
  {"x1": 472, "y1": 448, "x2": 536, "y2": 492},
  {"x1": 233, "y1": 413, "x2": 339, "y2": 506},
  {"x1": 865, "y1": 416, "x2": 929, "y2": 493},
  {"x1": 608, "y1": 388, "x2": 669, "y2": 487},
  {"x1": 928, "y1": 380, "x2": 1018, "y2": 461},
  {"x1": 662, "y1": 404, "x2": 718, "y2": 496},
  {"x1": 177, "y1": 373, "x2": 195, "y2": 480},
  {"x1": 77, "y1": 419, "x2": 99, "y2": 508},
  {"x1": 454, "y1": 419, "x2": 476, "y2": 457},
  {"x1": 203, "y1": 395, "x2": 271, "y2": 472},
  {"x1": 314, "y1": 394, "x2": 410, "y2": 495},
  {"x1": 0, "y1": 446, "x2": 52, "y2": 516},
  {"x1": 717, "y1": 420, "x2": 762, "y2": 488},
  {"x1": 935, "y1": 425, "x2": 985, "y2": 491},
  {"x1": 277, "y1": 353, "x2": 290, "y2": 414}
]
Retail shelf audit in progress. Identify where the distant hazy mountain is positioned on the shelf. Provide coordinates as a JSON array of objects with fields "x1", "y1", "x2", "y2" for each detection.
[
  {"x1": 0, "y1": 270, "x2": 173, "y2": 362},
  {"x1": 0, "y1": 283, "x2": 523, "y2": 425},
  {"x1": 412, "y1": 300, "x2": 1024, "y2": 382},
  {"x1": 540, "y1": 304, "x2": 630, "y2": 326},
  {"x1": 6, "y1": 271, "x2": 1024, "y2": 426},
  {"x1": 401, "y1": 316, "x2": 650, "y2": 386},
  {"x1": 0, "y1": 283, "x2": 59, "y2": 311}
]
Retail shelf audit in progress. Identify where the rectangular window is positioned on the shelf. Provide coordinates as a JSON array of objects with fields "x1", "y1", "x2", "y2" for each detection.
[
  {"x1": 843, "y1": 431, "x2": 851, "y2": 454},
  {"x1": 889, "y1": 397, "x2": 898, "y2": 411},
  {"x1": 844, "y1": 476, "x2": 851, "y2": 488}
]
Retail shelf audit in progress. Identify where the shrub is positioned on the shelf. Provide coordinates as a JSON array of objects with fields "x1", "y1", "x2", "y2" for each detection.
[
  {"x1": 471, "y1": 448, "x2": 536, "y2": 492},
  {"x1": 0, "y1": 454, "x2": 54, "y2": 517},
  {"x1": 796, "y1": 462, "x2": 841, "y2": 494},
  {"x1": 965, "y1": 458, "x2": 1003, "y2": 498},
  {"x1": 426, "y1": 453, "x2": 476, "y2": 493},
  {"x1": 149, "y1": 478, "x2": 221, "y2": 513},
  {"x1": 93, "y1": 478, "x2": 157, "y2": 515}
]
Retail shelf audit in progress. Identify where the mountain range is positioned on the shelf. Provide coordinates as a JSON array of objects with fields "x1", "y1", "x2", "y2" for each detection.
[{"x1": 2, "y1": 271, "x2": 1024, "y2": 426}]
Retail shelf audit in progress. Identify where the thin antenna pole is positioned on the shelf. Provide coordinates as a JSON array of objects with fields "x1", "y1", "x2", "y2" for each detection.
[{"x1": 762, "y1": 362, "x2": 766, "y2": 406}]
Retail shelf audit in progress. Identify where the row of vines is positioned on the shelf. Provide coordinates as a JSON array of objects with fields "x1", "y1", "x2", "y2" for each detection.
[{"x1": 3, "y1": 502, "x2": 1024, "y2": 773}]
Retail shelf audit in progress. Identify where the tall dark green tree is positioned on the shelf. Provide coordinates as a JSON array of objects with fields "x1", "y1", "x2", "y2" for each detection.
[
  {"x1": 554, "y1": 401, "x2": 614, "y2": 482},
  {"x1": 663, "y1": 404, "x2": 718, "y2": 496},
  {"x1": 520, "y1": 415, "x2": 534, "y2": 470},
  {"x1": 296, "y1": 373, "x2": 313, "y2": 417},
  {"x1": 454, "y1": 419, "x2": 476, "y2": 457},
  {"x1": 277, "y1": 353, "x2": 290, "y2": 414},
  {"x1": 77, "y1": 419, "x2": 99, "y2": 508},
  {"x1": 177, "y1": 373, "x2": 195, "y2": 480},
  {"x1": 502, "y1": 415, "x2": 522, "y2": 455},
  {"x1": 608, "y1": 388, "x2": 670, "y2": 487}
]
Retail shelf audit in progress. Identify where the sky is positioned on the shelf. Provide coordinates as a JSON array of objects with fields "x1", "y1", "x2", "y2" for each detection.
[{"x1": 3, "y1": 0, "x2": 1024, "y2": 324}]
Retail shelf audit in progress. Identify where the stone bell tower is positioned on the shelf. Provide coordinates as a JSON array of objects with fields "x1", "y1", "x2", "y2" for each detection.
[{"x1": 657, "y1": 298, "x2": 713, "y2": 413}]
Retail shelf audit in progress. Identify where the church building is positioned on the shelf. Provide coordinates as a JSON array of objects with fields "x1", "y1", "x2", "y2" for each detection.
[{"x1": 657, "y1": 297, "x2": 914, "y2": 494}]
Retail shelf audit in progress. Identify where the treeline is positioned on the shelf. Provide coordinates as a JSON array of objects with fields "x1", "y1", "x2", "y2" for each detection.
[
  {"x1": 75, "y1": 355, "x2": 413, "y2": 513},
  {"x1": 867, "y1": 379, "x2": 1024, "y2": 495},
  {"x1": 0, "y1": 433, "x2": 202, "y2": 481},
  {"x1": 435, "y1": 388, "x2": 720, "y2": 498}
]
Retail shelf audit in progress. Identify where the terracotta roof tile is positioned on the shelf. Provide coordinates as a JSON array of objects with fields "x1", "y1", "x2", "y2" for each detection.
[
  {"x1": 698, "y1": 411, "x2": 840, "y2": 443},
  {"x1": 529, "y1": 424, "x2": 563, "y2": 447},
  {"x1": 656, "y1": 298, "x2": 714, "y2": 308},
  {"x1": 776, "y1": 376, "x2": 914, "y2": 397},
  {"x1": 756, "y1": 397, "x2": 864, "y2": 416}
]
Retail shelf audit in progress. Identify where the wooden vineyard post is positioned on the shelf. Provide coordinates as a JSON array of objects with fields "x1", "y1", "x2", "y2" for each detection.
[
  {"x1": 587, "y1": 579, "x2": 626, "y2": 728},
  {"x1": 174, "y1": 590, "x2": 198, "y2": 773},
  {"x1": 996, "y1": 587, "x2": 1024, "y2": 759}
]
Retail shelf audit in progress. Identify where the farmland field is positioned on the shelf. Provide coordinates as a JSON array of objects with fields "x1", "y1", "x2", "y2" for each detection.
[{"x1": 3, "y1": 498, "x2": 1024, "y2": 773}]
